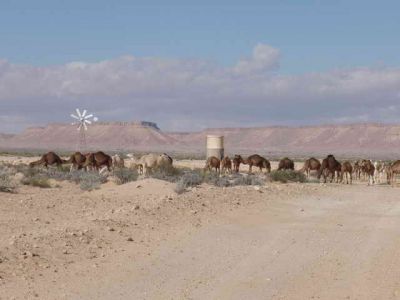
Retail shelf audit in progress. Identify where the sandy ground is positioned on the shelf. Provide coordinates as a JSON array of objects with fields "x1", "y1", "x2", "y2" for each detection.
[{"x1": 1, "y1": 155, "x2": 400, "y2": 299}]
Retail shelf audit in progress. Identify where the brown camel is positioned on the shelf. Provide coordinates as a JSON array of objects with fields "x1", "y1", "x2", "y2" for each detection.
[
  {"x1": 387, "y1": 160, "x2": 400, "y2": 186},
  {"x1": 220, "y1": 156, "x2": 232, "y2": 174},
  {"x1": 234, "y1": 154, "x2": 271, "y2": 174},
  {"x1": 341, "y1": 161, "x2": 353, "y2": 184},
  {"x1": 353, "y1": 160, "x2": 362, "y2": 180},
  {"x1": 83, "y1": 151, "x2": 113, "y2": 171},
  {"x1": 232, "y1": 155, "x2": 241, "y2": 173},
  {"x1": 29, "y1": 152, "x2": 66, "y2": 168},
  {"x1": 318, "y1": 154, "x2": 341, "y2": 183},
  {"x1": 361, "y1": 159, "x2": 375, "y2": 185},
  {"x1": 277, "y1": 157, "x2": 295, "y2": 171},
  {"x1": 204, "y1": 156, "x2": 220, "y2": 173},
  {"x1": 300, "y1": 157, "x2": 321, "y2": 178},
  {"x1": 66, "y1": 152, "x2": 87, "y2": 170}
]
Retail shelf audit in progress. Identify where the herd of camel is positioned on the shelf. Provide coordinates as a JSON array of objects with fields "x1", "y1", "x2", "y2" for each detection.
[
  {"x1": 205, "y1": 154, "x2": 400, "y2": 186},
  {"x1": 28, "y1": 151, "x2": 173, "y2": 175},
  {"x1": 27, "y1": 151, "x2": 400, "y2": 186}
]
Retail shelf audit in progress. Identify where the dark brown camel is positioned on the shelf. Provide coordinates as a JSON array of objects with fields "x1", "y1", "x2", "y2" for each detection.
[
  {"x1": 220, "y1": 156, "x2": 232, "y2": 174},
  {"x1": 361, "y1": 159, "x2": 375, "y2": 185},
  {"x1": 318, "y1": 154, "x2": 341, "y2": 183},
  {"x1": 234, "y1": 154, "x2": 271, "y2": 174},
  {"x1": 300, "y1": 157, "x2": 321, "y2": 178},
  {"x1": 232, "y1": 155, "x2": 241, "y2": 173},
  {"x1": 277, "y1": 157, "x2": 295, "y2": 171},
  {"x1": 66, "y1": 152, "x2": 87, "y2": 170},
  {"x1": 341, "y1": 161, "x2": 353, "y2": 184},
  {"x1": 387, "y1": 160, "x2": 400, "y2": 186},
  {"x1": 353, "y1": 160, "x2": 362, "y2": 180},
  {"x1": 204, "y1": 156, "x2": 220, "y2": 173},
  {"x1": 83, "y1": 151, "x2": 113, "y2": 171},
  {"x1": 29, "y1": 152, "x2": 66, "y2": 168}
]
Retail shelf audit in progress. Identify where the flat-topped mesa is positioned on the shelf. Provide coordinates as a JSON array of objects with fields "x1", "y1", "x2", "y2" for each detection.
[
  {"x1": 94, "y1": 121, "x2": 160, "y2": 130},
  {"x1": 41, "y1": 121, "x2": 161, "y2": 130}
]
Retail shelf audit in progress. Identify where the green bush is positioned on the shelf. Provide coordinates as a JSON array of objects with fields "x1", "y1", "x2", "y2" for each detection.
[{"x1": 269, "y1": 170, "x2": 306, "y2": 183}]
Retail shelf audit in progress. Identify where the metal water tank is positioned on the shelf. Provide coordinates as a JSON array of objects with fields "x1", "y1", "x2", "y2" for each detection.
[{"x1": 206, "y1": 135, "x2": 224, "y2": 159}]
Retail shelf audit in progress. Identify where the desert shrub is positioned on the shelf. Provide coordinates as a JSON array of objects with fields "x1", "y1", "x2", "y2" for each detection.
[
  {"x1": 114, "y1": 167, "x2": 139, "y2": 185},
  {"x1": 150, "y1": 166, "x2": 186, "y2": 183},
  {"x1": 79, "y1": 171, "x2": 107, "y2": 191},
  {"x1": 173, "y1": 170, "x2": 267, "y2": 193},
  {"x1": 21, "y1": 175, "x2": 52, "y2": 188},
  {"x1": 202, "y1": 172, "x2": 231, "y2": 187},
  {"x1": 174, "y1": 170, "x2": 203, "y2": 194},
  {"x1": 44, "y1": 167, "x2": 71, "y2": 181},
  {"x1": 230, "y1": 173, "x2": 266, "y2": 186},
  {"x1": 269, "y1": 170, "x2": 306, "y2": 183},
  {"x1": 212, "y1": 175, "x2": 231, "y2": 187},
  {"x1": 0, "y1": 168, "x2": 18, "y2": 193},
  {"x1": 68, "y1": 170, "x2": 86, "y2": 183}
]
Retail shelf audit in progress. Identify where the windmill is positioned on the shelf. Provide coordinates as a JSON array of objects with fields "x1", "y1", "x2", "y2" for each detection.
[{"x1": 70, "y1": 108, "x2": 98, "y2": 151}]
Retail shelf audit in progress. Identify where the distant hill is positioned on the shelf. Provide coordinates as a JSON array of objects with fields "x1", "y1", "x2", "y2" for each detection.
[{"x1": 1, "y1": 122, "x2": 400, "y2": 158}]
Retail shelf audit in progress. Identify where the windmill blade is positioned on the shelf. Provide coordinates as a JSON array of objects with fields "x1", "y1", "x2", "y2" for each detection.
[
  {"x1": 77, "y1": 123, "x2": 82, "y2": 131},
  {"x1": 76, "y1": 108, "x2": 82, "y2": 118},
  {"x1": 82, "y1": 110, "x2": 87, "y2": 117},
  {"x1": 84, "y1": 114, "x2": 93, "y2": 119},
  {"x1": 71, "y1": 114, "x2": 80, "y2": 120},
  {"x1": 84, "y1": 120, "x2": 92, "y2": 125},
  {"x1": 83, "y1": 123, "x2": 88, "y2": 131}
]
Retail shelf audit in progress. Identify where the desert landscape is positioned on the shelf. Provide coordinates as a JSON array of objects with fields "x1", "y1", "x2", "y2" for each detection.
[
  {"x1": 1, "y1": 153, "x2": 400, "y2": 299},
  {"x1": 2, "y1": 1, "x2": 400, "y2": 299}
]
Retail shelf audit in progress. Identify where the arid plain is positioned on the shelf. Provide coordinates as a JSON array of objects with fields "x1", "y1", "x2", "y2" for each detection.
[{"x1": 1, "y1": 155, "x2": 400, "y2": 300}]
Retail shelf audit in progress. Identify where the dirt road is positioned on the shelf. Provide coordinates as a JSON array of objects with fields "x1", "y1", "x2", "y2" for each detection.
[{"x1": 64, "y1": 184, "x2": 400, "y2": 300}]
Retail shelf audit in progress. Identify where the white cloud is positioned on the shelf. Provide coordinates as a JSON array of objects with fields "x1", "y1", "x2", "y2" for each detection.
[
  {"x1": 0, "y1": 44, "x2": 400, "y2": 133},
  {"x1": 233, "y1": 43, "x2": 281, "y2": 75}
]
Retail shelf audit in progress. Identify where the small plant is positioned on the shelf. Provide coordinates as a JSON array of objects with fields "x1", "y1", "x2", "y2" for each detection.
[
  {"x1": 21, "y1": 175, "x2": 52, "y2": 188},
  {"x1": 114, "y1": 167, "x2": 139, "y2": 185},
  {"x1": 0, "y1": 171, "x2": 18, "y2": 193},
  {"x1": 269, "y1": 170, "x2": 306, "y2": 183},
  {"x1": 79, "y1": 171, "x2": 107, "y2": 191},
  {"x1": 174, "y1": 170, "x2": 203, "y2": 194},
  {"x1": 150, "y1": 166, "x2": 183, "y2": 182},
  {"x1": 230, "y1": 173, "x2": 266, "y2": 186},
  {"x1": 203, "y1": 172, "x2": 231, "y2": 187}
]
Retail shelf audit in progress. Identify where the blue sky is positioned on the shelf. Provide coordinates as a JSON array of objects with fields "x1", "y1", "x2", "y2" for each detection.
[
  {"x1": 1, "y1": 1, "x2": 400, "y2": 133},
  {"x1": 1, "y1": 0, "x2": 399, "y2": 73}
]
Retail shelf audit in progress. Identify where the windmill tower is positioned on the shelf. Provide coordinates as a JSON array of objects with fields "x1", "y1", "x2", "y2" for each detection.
[{"x1": 70, "y1": 108, "x2": 98, "y2": 151}]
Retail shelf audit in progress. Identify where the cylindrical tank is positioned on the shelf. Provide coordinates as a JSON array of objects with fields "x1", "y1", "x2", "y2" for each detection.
[{"x1": 206, "y1": 135, "x2": 224, "y2": 159}]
